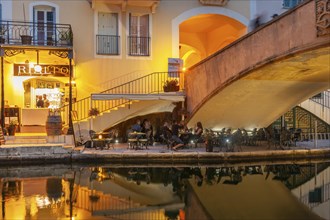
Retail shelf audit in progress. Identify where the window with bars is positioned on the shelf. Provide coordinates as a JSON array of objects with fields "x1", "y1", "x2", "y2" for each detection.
[
  {"x1": 128, "y1": 13, "x2": 150, "y2": 56},
  {"x1": 97, "y1": 12, "x2": 120, "y2": 55},
  {"x1": 283, "y1": 0, "x2": 304, "y2": 8}
]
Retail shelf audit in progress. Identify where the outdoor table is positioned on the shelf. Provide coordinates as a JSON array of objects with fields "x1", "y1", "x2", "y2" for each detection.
[
  {"x1": 91, "y1": 132, "x2": 113, "y2": 149},
  {"x1": 128, "y1": 132, "x2": 147, "y2": 150}
]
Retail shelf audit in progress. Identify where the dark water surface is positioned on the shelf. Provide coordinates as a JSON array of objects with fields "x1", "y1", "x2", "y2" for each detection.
[{"x1": 0, "y1": 161, "x2": 329, "y2": 220}]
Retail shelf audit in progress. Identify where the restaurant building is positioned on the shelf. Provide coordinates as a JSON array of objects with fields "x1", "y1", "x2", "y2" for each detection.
[{"x1": 0, "y1": 0, "x2": 296, "y2": 132}]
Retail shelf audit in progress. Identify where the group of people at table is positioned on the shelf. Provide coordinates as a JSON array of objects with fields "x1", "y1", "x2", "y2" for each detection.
[{"x1": 127, "y1": 119, "x2": 204, "y2": 151}]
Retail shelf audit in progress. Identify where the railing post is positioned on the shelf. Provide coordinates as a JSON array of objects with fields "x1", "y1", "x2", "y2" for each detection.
[
  {"x1": 314, "y1": 120, "x2": 318, "y2": 148},
  {"x1": 67, "y1": 52, "x2": 74, "y2": 135}
]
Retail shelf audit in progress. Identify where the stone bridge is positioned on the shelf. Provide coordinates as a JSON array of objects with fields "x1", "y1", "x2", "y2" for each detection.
[{"x1": 185, "y1": 0, "x2": 330, "y2": 130}]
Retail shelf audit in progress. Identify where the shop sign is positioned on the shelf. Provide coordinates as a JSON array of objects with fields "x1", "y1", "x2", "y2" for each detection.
[{"x1": 13, "y1": 64, "x2": 70, "y2": 77}]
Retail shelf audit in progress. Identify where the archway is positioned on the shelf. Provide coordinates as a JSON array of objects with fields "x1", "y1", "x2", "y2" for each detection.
[
  {"x1": 179, "y1": 14, "x2": 247, "y2": 68},
  {"x1": 172, "y1": 7, "x2": 249, "y2": 68}
]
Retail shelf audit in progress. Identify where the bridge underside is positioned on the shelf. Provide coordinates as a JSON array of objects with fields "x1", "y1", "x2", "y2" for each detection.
[{"x1": 187, "y1": 47, "x2": 330, "y2": 130}]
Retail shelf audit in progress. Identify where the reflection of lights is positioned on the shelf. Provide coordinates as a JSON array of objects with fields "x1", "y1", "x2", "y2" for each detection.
[
  {"x1": 115, "y1": 139, "x2": 119, "y2": 143},
  {"x1": 226, "y1": 139, "x2": 230, "y2": 143},
  {"x1": 36, "y1": 196, "x2": 51, "y2": 207},
  {"x1": 98, "y1": 134, "x2": 102, "y2": 139},
  {"x1": 190, "y1": 140, "x2": 194, "y2": 144},
  {"x1": 36, "y1": 195, "x2": 62, "y2": 208}
]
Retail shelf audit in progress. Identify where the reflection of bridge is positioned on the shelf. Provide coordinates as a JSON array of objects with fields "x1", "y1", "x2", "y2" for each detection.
[{"x1": 185, "y1": 0, "x2": 330, "y2": 129}]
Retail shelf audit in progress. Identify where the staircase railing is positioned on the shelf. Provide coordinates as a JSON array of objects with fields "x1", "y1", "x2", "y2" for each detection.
[
  {"x1": 60, "y1": 71, "x2": 184, "y2": 126},
  {"x1": 310, "y1": 90, "x2": 330, "y2": 108}
]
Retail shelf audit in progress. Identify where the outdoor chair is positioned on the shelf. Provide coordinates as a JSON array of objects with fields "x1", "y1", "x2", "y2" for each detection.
[{"x1": 127, "y1": 133, "x2": 139, "y2": 150}]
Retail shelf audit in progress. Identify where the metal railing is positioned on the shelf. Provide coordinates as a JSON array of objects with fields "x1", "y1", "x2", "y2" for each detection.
[
  {"x1": 60, "y1": 71, "x2": 184, "y2": 126},
  {"x1": 0, "y1": 20, "x2": 73, "y2": 47},
  {"x1": 310, "y1": 90, "x2": 330, "y2": 108},
  {"x1": 127, "y1": 36, "x2": 150, "y2": 56},
  {"x1": 96, "y1": 35, "x2": 120, "y2": 55}
]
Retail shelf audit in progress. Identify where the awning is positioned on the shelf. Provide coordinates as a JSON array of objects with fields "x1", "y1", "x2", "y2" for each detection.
[{"x1": 91, "y1": 92, "x2": 185, "y2": 102}]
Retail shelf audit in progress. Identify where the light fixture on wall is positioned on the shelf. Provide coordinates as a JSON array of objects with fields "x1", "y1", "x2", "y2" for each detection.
[{"x1": 34, "y1": 50, "x2": 42, "y2": 73}]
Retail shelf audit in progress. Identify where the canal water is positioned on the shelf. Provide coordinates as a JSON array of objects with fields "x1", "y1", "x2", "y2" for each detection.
[{"x1": 0, "y1": 161, "x2": 329, "y2": 220}]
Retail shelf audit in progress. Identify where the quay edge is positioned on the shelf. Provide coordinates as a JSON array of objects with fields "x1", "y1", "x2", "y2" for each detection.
[{"x1": 0, "y1": 145, "x2": 329, "y2": 166}]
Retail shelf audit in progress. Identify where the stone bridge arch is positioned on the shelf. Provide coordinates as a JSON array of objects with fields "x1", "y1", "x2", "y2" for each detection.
[{"x1": 185, "y1": 0, "x2": 330, "y2": 130}]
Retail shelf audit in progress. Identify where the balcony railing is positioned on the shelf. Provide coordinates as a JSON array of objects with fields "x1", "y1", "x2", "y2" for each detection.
[
  {"x1": 0, "y1": 20, "x2": 73, "y2": 47},
  {"x1": 96, "y1": 35, "x2": 120, "y2": 55},
  {"x1": 128, "y1": 36, "x2": 150, "y2": 56}
]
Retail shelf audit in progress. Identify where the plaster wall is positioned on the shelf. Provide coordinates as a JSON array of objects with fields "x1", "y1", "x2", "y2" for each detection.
[{"x1": 2, "y1": 0, "x2": 295, "y2": 117}]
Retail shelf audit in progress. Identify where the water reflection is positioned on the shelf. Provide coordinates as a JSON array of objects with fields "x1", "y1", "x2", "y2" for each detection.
[{"x1": 0, "y1": 162, "x2": 329, "y2": 220}]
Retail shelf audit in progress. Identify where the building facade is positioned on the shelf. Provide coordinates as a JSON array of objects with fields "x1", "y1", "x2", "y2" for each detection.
[{"x1": 0, "y1": 0, "x2": 297, "y2": 130}]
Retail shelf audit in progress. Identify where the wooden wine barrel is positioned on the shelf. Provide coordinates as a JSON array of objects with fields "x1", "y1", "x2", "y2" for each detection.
[{"x1": 46, "y1": 115, "x2": 62, "y2": 136}]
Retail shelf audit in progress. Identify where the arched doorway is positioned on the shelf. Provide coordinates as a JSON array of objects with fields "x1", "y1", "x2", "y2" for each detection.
[
  {"x1": 180, "y1": 14, "x2": 247, "y2": 68},
  {"x1": 172, "y1": 7, "x2": 249, "y2": 68}
]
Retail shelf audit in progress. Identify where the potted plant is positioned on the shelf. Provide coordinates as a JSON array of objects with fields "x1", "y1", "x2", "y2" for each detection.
[
  {"x1": 163, "y1": 79, "x2": 180, "y2": 92},
  {"x1": 7, "y1": 120, "x2": 18, "y2": 136},
  {"x1": 21, "y1": 30, "x2": 32, "y2": 45},
  {"x1": 89, "y1": 108, "x2": 100, "y2": 117}
]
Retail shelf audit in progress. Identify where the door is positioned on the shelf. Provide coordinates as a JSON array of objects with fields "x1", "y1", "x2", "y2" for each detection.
[
  {"x1": 129, "y1": 13, "x2": 149, "y2": 56},
  {"x1": 34, "y1": 6, "x2": 55, "y2": 45},
  {"x1": 97, "y1": 12, "x2": 119, "y2": 55}
]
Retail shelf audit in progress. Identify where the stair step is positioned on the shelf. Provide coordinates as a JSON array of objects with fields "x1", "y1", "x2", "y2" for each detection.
[
  {"x1": 5, "y1": 138, "x2": 47, "y2": 144},
  {"x1": 6, "y1": 135, "x2": 46, "y2": 139}
]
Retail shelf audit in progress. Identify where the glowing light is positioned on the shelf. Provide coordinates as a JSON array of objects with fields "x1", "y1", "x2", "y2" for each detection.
[
  {"x1": 182, "y1": 67, "x2": 186, "y2": 72},
  {"x1": 34, "y1": 64, "x2": 42, "y2": 72},
  {"x1": 115, "y1": 139, "x2": 119, "y2": 143},
  {"x1": 98, "y1": 134, "x2": 102, "y2": 139}
]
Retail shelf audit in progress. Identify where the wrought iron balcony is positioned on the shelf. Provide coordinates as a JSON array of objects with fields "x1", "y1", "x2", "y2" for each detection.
[
  {"x1": 0, "y1": 20, "x2": 73, "y2": 47},
  {"x1": 96, "y1": 35, "x2": 120, "y2": 55},
  {"x1": 128, "y1": 36, "x2": 150, "y2": 56}
]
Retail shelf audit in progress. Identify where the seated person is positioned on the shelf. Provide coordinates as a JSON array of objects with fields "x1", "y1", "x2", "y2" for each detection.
[
  {"x1": 171, "y1": 120, "x2": 184, "y2": 151},
  {"x1": 178, "y1": 121, "x2": 191, "y2": 145},
  {"x1": 141, "y1": 119, "x2": 153, "y2": 142},
  {"x1": 161, "y1": 121, "x2": 173, "y2": 146},
  {"x1": 131, "y1": 119, "x2": 142, "y2": 132},
  {"x1": 192, "y1": 121, "x2": 204, "y2": 143}
]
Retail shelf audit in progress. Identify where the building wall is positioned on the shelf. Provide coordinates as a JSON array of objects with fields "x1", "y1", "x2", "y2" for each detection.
[{"x1": 1, "y1": 0, "x2": 286, "y2": 108}]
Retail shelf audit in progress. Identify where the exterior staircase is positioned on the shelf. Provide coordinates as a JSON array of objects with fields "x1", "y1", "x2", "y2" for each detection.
[
  {"x1": 299, "y1": 90, "x2": 330, "y2": 125},
  {"x1": 61, "y1": 71, "x2": 185, "y2": 132}
]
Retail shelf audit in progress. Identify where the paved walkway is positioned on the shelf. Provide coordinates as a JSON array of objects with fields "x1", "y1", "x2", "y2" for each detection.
[{"x1": 80, "y1": 140, "x2": 330, "y2": 154}]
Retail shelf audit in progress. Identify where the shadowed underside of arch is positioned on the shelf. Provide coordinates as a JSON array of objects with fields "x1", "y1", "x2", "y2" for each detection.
[
  {"x1": 188, "y1": 47, "x2": 329, "y2": 130},
  {"x1": 185, "y1": 0, "x2": 330, "y2": 130}
]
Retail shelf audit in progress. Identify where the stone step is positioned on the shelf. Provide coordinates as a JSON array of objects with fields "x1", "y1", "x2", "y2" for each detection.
[
  {"x1": 3, "y1": 134, "x2": 74, "y2": 145},
  {"x1": 6, "y1": 135, "x2": 46, "y2": 139},
  {"x1": 5, "y1": 138, "x2": 47, "y2": 144}
]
